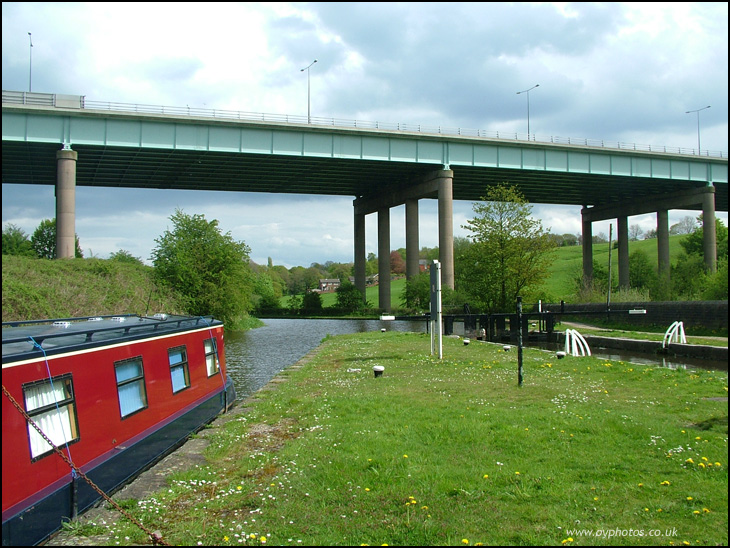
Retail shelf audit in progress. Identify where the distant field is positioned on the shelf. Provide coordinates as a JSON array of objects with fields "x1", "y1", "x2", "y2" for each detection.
[{"x1": 284, "y1": 235, "x2": 688, "y2": 308}]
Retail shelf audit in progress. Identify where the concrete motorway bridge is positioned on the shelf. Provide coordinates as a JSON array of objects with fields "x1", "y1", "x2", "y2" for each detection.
[{"x1": 2, "y1": 91, "x2": 728, "y2": 311}]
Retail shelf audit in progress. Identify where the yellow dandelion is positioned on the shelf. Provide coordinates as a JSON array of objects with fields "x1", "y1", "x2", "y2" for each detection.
[
  {"x1": 403, "y1": 454, "x2": 408, "y2": 458},
  {"x1": 660, "y1": 480, "x2": 671, "y2": 486},
  {"x1": 638, "y1": 483, "x2": 644, "y2": 487},
  {"x1": 483, "y1": 474, "x2": 489, "y2": 479},
  {"x1": 703, "y1": 508, "x2": 710, "y2": 513},
  {"x1": 715, "y1": 462, "x2": 721, "y2": 467},
  {"x1": 515, "y1": 471, "x2": 520, "y2": 475},
  {"x1": 462, "y1": 540, "x2": 469, "y2": 545},
  {"x1": 365, "y1": 488, "x2": 370, "y2": 492},
  {"x1": 260, "y1": 536, "x2": 267, "y2": 544},
  {"x1": 693, "y1": 510, "x2": 701, "y2": 515},
  {"x1": 687, "y1": 496, "x2": 693, "y2": 501},
  {"x1": 698, "y1": 462, "x2": 706, "y2": 468},
  {"x1": 224, "y1": 536, "x2": 229, "y2": 542},
  {"x1": 701, "y1": 456, "x2": 708, "y2": 461}
]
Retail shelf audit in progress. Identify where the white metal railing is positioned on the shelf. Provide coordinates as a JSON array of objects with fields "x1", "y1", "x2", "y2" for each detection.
[{"x1": 3, "y1": 90, "x2": 727, "y2": 158}]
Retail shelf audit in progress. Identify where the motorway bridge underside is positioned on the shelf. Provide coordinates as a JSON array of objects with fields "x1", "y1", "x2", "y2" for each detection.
[{"x1": 2, "y1": 94, "x2": 728, "y2": 311}]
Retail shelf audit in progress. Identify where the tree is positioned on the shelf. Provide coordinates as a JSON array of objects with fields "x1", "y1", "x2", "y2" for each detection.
[
  {"x1": 109, "y1": 249, "x2": 144, "y2": 265},
  {"x1": 30, "y1": 218, "x2": 83, "y2": 258},
  {"x1": 302, "y1": 290, "x2": 323, "y2": 311},
  {"x1": 335, "y1": 280, "x2": 367, "y2": 312},
  {"x1": 401, "y1": 271, "x2": 430, "y2": 311},
  {"x1": 390, "y1": 250, "x2": 406, "y2": 274},
  {"x1": 2, "y1": 224, "x2": 35, "y2": 257},
  {"x1": 151, "y1": 209, "x2": 253, "y2": 325},
  {"x1": 629, "y1": 224, "x2": 643, "y2": 241},
  {"x1": 670, "y1": 216, "x2": 697, "y2": 235},
  {"x1": 460, "y1": 183, "x2": 556, "y2": 312}
]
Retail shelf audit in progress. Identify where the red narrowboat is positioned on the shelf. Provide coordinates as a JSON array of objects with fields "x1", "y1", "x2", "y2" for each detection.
[{"x1": 2, "y1": 313, "x2": 236, "y2": 546}]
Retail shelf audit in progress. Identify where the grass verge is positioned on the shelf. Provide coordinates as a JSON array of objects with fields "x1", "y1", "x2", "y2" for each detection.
[{"x1": 71, "y1": 332, "x2": 728, "y2": 546}]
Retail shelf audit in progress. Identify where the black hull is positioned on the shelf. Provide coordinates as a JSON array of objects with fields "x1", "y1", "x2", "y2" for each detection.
[{"x1": 2, "y1": 376, "x2": 235, "y2": 546}]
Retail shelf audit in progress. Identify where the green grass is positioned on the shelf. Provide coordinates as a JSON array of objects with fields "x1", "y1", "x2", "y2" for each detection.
[
  {"x1": 68, "y1": 332, "x2": 728, "y2": 546},
  {"x1": 543, "y1": 236, "x2": 686, "y2": 299}
]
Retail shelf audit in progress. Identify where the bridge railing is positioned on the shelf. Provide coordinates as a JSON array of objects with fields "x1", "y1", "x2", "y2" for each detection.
[{"x1": 3, "y1": 90, "x2": 726, "y2": 159}]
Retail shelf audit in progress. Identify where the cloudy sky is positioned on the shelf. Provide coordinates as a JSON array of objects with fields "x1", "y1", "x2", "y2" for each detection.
[{"x1": 2, "y1": 2, "x2": 728, "y2": 267}]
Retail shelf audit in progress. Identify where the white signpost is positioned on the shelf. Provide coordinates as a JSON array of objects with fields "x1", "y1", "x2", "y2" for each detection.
[{"x1": 430, "y1": 260, "x2": 443, "y2": 359}]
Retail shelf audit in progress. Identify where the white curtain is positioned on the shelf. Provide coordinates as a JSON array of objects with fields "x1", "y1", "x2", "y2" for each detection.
[{"x1": 24, "y1": 382, "x2": 74, "y2": 458}]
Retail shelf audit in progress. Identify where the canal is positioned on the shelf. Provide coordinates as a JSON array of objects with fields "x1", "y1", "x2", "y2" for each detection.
[{"x1": 224, "y1": 318, "x2": 728, "y2": 400}]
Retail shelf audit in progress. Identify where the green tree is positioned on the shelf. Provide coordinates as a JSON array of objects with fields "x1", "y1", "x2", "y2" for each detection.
[
  {"x1": 335, "y1": 280, "x2": 367, "y2": 312},
  {"x1": 30, "y1": 218, "x2": 83, "y2": 258},
  {"x1": 628, "y1": 249, "x2": 657, "y2": 291},
  {"x1": 150, "y1": 209, "x2": 253, "y2": 325},
  {"x1": 2, "y1": 224, "x2": 35, "y2": 257},
  {"x1": 460, "y1": 183, "x2": 556, "y2": 312},
  {"x1": 109, "y1": 249, "x2": 144, "y2": 265},
  {"x1": 401, "y1": 271, "x2": 430, "y2": 311},
  {"x1": 302, "y1": 290, "x2": 323, "y2": 311},
  {"x1": 680, "y1": 216, "x2": 728, "y2": 260}
]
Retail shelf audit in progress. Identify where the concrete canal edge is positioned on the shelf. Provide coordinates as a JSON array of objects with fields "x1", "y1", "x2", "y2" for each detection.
[{"x1": 44, "y1": 347, "x2": 322, "y2": 546}]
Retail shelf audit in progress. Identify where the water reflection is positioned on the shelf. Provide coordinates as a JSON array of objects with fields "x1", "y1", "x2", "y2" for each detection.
[{"x1": 224, "y1": 318, "x2": 726, "y2": 400}]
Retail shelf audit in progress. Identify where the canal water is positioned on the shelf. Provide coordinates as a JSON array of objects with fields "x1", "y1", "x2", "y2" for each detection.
[{"x1": 224, "y1": 318, "x2": 727, "y2": 400}]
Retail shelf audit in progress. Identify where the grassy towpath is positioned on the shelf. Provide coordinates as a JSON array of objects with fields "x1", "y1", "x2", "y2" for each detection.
[{"x1": 59, "y1": 332, "x2": 727, "y2": 546}]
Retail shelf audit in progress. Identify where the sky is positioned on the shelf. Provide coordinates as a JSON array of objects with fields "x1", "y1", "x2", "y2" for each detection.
[{"x1": 2, "y1": 2, "x2": 728, "y2": 268}]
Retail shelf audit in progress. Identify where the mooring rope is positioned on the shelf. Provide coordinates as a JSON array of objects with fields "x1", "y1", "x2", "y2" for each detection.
[{"x1": 2, "y1": 383, "x2": 172, "y2": 546}]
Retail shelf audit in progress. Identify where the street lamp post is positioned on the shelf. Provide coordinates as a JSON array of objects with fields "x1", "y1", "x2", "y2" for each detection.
[
  {"x1": 516, "y1": 84, "x2": 539, "y2": 140},
  {"x1": 685, "y1": 105, "x2": 710, "y2": 155},
  {"x1": 300, "y1": 59, "x2": 317, "y2": 124},
  {"x1": 28, "y1": 32, "x2": 33, "y2": 92}
]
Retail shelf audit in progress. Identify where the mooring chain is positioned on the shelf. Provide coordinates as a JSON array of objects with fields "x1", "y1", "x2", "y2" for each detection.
[{"x1": 2, "y1": 384, "x2": 172, "y2": 546}]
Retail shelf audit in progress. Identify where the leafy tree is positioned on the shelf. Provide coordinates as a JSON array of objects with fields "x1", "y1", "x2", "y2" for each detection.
[
  {"x1": 2, "y1": 224, "x2": 35, "y2": 257},
  {"x1": 151, "y1": 209, "x2": 253, "y2": 325},
  {"x1": 460, "y1": 183, "x2": 556, "y2": 312},
  {"x1": 302, "y1": 290, "x2": 323, "y2": 311},
  {"x1": 628, "y1": 249, "x2": 656, "y2": 291},
  {"x1": 401, "y1": 271, "x2": 431, "y2": 311},
  {"x1": 390, "y1": 250, "x2": 406, "y2": 274},
  {"x1": 31, "y1": 218, "x2": 83, "y2": 258},
  {"x1": 109, "y1": 249, "x2": 144, "y2": 265},
  {"x1": 680, "y1": 216, "x2": 728, "y2": 260},
  {"x1": 335, "y1": 280, "x2": 367, "y2": 312}
]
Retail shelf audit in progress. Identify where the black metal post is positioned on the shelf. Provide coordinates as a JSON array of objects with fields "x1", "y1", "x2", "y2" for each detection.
[{"x1": 517, "y1": 296, "x2": 523, "y2": 386}]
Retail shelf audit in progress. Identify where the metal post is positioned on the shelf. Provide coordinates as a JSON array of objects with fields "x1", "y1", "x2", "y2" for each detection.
[{"x1": 517, "y1": 296, "x2": 523, "y2": 386}]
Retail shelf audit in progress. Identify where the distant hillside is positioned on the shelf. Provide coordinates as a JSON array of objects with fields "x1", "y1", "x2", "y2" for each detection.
[{"x1": 2, "y1": 255, "x2": 186, "y2": 322}]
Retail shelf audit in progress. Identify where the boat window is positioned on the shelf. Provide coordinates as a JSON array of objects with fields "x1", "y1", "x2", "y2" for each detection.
[
  {"x1": 23, "y1": 374, "x2": 79, "y2": 460},
  {"x1": 168, "y1": 346, "x2": 190, "y2": 393},
  {"x1": 204, "y1": 338, "x2": 219, "y2": 377},
  {"x1": 115, "y1": 357, "x2": 148, "y2": 418}
]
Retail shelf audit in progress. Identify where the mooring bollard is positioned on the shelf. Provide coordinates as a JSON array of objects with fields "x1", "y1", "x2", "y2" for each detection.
[
  {"x1": 373, "y1": 366, "x2": 384, "y2": 378},
  {"x1": 463, "y1": 338, "x2": 470, "y2": 346}
]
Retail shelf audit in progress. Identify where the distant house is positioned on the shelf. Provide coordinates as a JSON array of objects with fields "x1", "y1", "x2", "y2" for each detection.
[{"x1": 319, "y1": 279, "x2": 341, "y2": 292}]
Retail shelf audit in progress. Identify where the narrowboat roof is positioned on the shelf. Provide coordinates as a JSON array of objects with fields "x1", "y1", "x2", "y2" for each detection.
[{"x1": 2, "y1": 314, "x2": 223, "y2": 364}]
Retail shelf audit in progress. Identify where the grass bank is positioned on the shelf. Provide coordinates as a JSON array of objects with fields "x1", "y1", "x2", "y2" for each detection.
[{"x1": 67, "y1": 332, "x2": 727, "y2": 546}]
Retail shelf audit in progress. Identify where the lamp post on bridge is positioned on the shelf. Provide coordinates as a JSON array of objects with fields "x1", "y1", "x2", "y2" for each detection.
[
  {"x1": 685, "y1": 105, "x2": 710, "y2": 155},
  {"x1": 516, "y1": 84, "x2": 539, "y2": 140},
  {"x1": 28, "y1": 32, "x2": 33, "y2": 92},
  {"x1": 300, "y1": 59, "x2": 317, "y2": 124}
]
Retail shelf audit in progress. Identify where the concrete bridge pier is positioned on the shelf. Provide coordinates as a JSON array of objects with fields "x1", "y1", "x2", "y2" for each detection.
[
  {"x1": 352, "y1": 167, "x2": 455, "y2": 311},
  {"x1": 56, "y1": 148, "x2": 77, "y2": 259},
  {"x1": 378, "y1": 208, "x2": 391, "y2": 312},
  {"x1": 581, "y1": 185, "x2": 718, "y2": 291}
]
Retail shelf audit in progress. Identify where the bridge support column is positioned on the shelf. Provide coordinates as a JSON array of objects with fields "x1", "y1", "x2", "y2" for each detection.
[
  {"x1": 378, "y1": 208, "x2": 391, "y2": 312},
  {"x1": 702, "y1": 186, "x2": 717, "y2": 273},
  {"x1": 56, "y1": 148, "x2": 77, "y2": 259},
  {"x1": 354, "y1": 212, "x2": 366, "y2": 303},
  {"x1": 405, "y1": 199, "x2": 420, "y2": 280},
  {"x1": 617, "y1": 215, "x2": 630, "y2": 289},
  {"x1": 657, "y1": 209, "x2": 670, "y2": 282},
  {"x1": 581, "y1": 211, "x2": 593, "y2": 284},
  {"x1": 436, "y1": 170, "x2": 454, "y2": 290}
]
